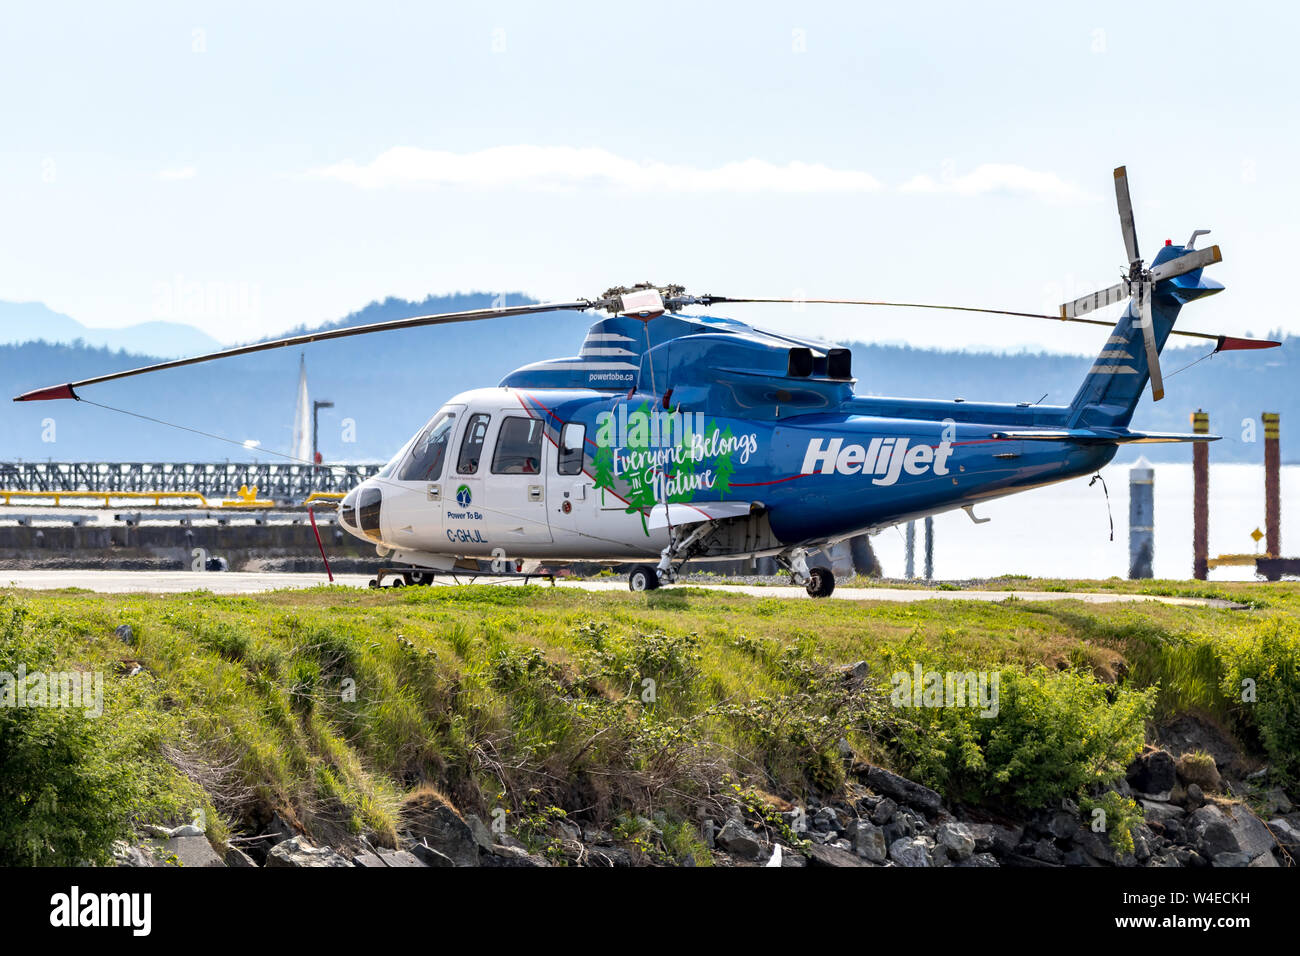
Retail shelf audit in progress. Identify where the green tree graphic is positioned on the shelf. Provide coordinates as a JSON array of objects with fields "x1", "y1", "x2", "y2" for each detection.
[
  {"x1": 714, "y1": 424, "x2": 736, "y2": 498},
  {"x1": 669, "y1": 429, "x2": 697, "y2": 503},
  {"x1": 592, "y1": 442, "x2": 615, "y2": 506},
  {"x1": 622, "y1": 401, "x2": 656, "y2": 535}
]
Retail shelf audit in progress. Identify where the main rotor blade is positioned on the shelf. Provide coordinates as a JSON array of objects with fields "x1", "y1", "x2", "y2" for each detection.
[
  {"x1": 1149, "y1": 244, "x2": 1222, "y2": 282},
  {"x1": 13, "y1": 299, "x2": 595, "y2": 401},
  {"x1": 1136, "y1": 282, "x2": 1164, "y2": 401},
  {"x1": 1114, "y1": 165, "x2": 1140, "y2": 267},
  {"x1": 1061, "y1": 281, "x2": 1129, "y2": 319},
  {"x1": 690, "y1": 295, "x2": 1277, "y2": 348}
]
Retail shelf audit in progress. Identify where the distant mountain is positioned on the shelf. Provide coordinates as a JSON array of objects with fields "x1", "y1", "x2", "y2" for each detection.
[
  {"x1": 0, "y1": 293, "x2": 1293, "y2": 465},
  {"x1": 0, "y1": 301, "x2": 222, "y2": 358}
]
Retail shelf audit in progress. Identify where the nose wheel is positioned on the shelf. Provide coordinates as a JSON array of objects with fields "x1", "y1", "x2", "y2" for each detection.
[
  {"x1": 628, "y1": 565, "x2": 661, "y2": 592},
  {"x1": 805, "y1": 566, "x2": 835, "y2": 598}
]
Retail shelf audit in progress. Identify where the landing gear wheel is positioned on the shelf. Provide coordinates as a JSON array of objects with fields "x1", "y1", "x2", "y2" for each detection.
[
  {"x1": 628, "y1": 565, "x2": 661, "y2": 592},
  {"x1": 408, "y1": 570, "x2": 431, "y2": 586},
  {"x1": 805, "y1": 567, "x2": 835, "y2": 598}
]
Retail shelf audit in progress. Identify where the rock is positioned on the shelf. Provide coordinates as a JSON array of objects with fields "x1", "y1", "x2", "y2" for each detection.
[
  {"x1": 1072, "y1": 828, "x2": 1119, "y2": 866},
  {"x1": 970, "y1": 823, "x2": 1022, "y2": 857},
  {"x1": 870, "y1": 797, "x2": 899, "y2": 826},
  {"x1": 465, "y1": 814, "x2": 497, "y2": 852},
  {"x1": 806, "y1": 843, "x2": 871, "y2": 867},
  {"x1": 1262, "y1": 787, "x2": 1294, "y2": 815},
  {"x1": 813, "y1": 806, "x2": 842, "y2": 831},
  {"x1": 1127, "y1": 748, "x2": 1177, "y2": 797},
  {"x1": 865, "y1": 766, "x2": 943, "y2": 816},
  {"x1": 849, "y1": 821, "x2": 888, "y2": 863},
  {"x1": 403, "y1": 802, "x2": 480, "y2": 867},
  {"x1": 480, "y1": 844, "x2": 548, "y2": 867},
  {"x1": 114, "y1": 624, "x2": 134, "y2": 644},
  {"x1": 1268, "y1": 817, "x2": 1300, "y2": 848},
  {"x1": 1032, "y1": 838, "x2": 1064, "y2": 865},
  {"x1": 1189, "y1": 804, "x2": 1275, "y2": 860},
  {"x1": 352, "y1": 851, "x2": 386, "y2": 867},
  {"x1": 936, "y1": 822, "x2": 975, "y2": 861},
  {"x1": 1249, "y1": 851, "x2": 1279, "y2": 867},
  {"x1": 224, "y1": 846, "x2": 258, "y2": 868},
  {"x1": 380, "y1": 849, "x2": 425, "y2": 867},
  {"x1": 1131, "y1": 824, "x2": 1154, "y2": 862},
  {"x1": 266, "y1": 836, "x2": 351, "y2": 868},
  {"x1": 700, "y1": 819, "x2": 716, "y2": 849},
  {"x1": 888, "y1": 836, "x2": 931, "y2": 867},
  {"x1": 154, "y1": 834, "x2": 226, "y2": 868},
  {"x1": 246, "y1": 812, "x2": 298, "y2": 862},
  {"x1": 583, "y1": 825, "x2": 615, "y2": 845},
  {"x1": 1184, "y1": 783, "x2": 1205, "y2": 810},
  {"x1": 410, "y1": 842, "x2": 455, "y2": 867},
  {"x1": 845, "y1": 660, "x2": 871, "y2": 682},
  {"x1": 1140, "y1": 800, "x2": 1185, "y2": 826},
  {"x1": 1046, "y1": 810, "x2": 1078, "y2": 840},
  {"x1": 1175, "y1": 752, "x2": 1221, "y2": 792},
  {"x1": 957, "y1": 852, "x2": 999, "y2": 867},
  {"x1": 111, "y1": 842, "x2": 157, "y2": 867},
  {"x1": 587, "y1": 846, "x2": 635, "y2": 867},
  {"x1": 1211, "y1": 851, "x2": 1250, "y2": 867},
  {"x1": 715, "y1": 818, "x2": 764, "y2": 860}
]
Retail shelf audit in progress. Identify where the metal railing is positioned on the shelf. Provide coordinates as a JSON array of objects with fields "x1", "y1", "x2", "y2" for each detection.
[{"x1": 0, "y1": 461, "x2": 381, "y2": 501}]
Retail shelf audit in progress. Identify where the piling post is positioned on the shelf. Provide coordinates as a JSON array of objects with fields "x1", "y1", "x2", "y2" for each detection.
[
  {"x1": 1263, "y1": 412, "x2": 1280, "y2": 557},
  {"x1": 1128, "y1": 456, "x2": 1155, "y2": 578},
  {"x1": 1192, "y1": 410, "x2": 1209, "y2": 580},
  {"x1": 904, "y1": 520, "x2": 916, "y2": 579},
  {"x1": 923, "y1": 516, "x2": 934, "y2": 580}
]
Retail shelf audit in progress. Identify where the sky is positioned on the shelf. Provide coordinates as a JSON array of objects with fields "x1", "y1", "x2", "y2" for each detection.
[{"x1": 1, "y1": 0, "x2": 1296, "y2": 355}]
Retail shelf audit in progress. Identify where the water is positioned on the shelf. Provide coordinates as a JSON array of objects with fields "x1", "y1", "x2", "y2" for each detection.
[{"x1": 868, "y1": 463, "x2": 1298, "y2": 581}]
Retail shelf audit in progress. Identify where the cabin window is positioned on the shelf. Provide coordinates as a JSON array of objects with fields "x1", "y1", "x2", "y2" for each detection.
[
  {"x1": 492, "y1": 417, "x2": 544, "y2": 475},
  {"x1": 398, "y1": 412, "x2": 455, "y2": 481},
  {"x1": 456, "y1": 413, "x2": 492, "y2": 475},
  {"x1": 558, "y1": 423, "x2": 585, "y2": 475}
]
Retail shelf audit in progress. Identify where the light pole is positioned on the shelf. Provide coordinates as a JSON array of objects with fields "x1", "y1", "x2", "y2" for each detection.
[{"x1": 312, "y1": 400, "x2": 334, "y2": 472}]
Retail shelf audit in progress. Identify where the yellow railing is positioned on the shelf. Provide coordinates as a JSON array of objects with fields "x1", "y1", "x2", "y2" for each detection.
[
  {"x1": 0, "y1": 490, "x2": 212, "y2": 507},
  {"x1": 1207, "y1": 553, "x2": 1274, "y2": 569},
  {"x1": 1, "y1": 488, "x2": 348, "y2": 509},
  {"x1": 303, "y1": 492, "x2": 345, "y2": 505}
]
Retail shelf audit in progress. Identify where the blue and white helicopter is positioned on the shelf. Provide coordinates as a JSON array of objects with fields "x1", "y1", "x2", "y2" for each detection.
[{"x1": 16, "y1": 167, "x2": 1279, "y2": 596}]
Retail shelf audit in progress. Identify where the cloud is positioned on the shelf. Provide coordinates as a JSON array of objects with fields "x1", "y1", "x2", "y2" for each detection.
[
  {"x1": 157, "y1": 166, "x2": 197, "y2": 181},
  {"x1": 307, "y1": 145, "x2": 882, "y2": 193},
  {"x1": 899, "y1": 164, "x2": 1092, "y2": 203}
]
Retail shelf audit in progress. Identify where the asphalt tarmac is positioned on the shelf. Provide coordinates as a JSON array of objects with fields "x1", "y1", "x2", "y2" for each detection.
[{"x1": 0, "y1": 570, "x2": 1234, "y2": 607}]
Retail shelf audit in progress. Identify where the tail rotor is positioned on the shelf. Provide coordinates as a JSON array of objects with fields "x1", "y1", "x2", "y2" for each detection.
[{"x1": 1058, "y1": 165, "x2": 1223, "y2": 401}]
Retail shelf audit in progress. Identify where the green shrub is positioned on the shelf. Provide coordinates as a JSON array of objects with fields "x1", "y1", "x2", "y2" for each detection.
[
  {"x1": 1217, "y1": 621, "x2": 1300, "y2": 783},
  {"x1": 0, "y1": 598, "x2": 137, "y2": 865},
  {"x1": 882, "y1": 657, "x2": 1153, "y2": 810}
]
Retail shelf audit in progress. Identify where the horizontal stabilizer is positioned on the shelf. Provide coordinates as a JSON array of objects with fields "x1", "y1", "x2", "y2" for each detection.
[{"x1": 990, "y1": 429, "x2": 1219, "y2": 444}]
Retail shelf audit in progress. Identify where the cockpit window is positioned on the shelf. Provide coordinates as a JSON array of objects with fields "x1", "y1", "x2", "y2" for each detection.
[
  {"x1": 492, "y1": 417, "x2": 544, "y2": 474},
  {"x1": 558, "y1": 422, "x2": 585, "y2": 475},
  {"x1": 456, "y1": 413, "x2": 492, "y2": 475},
  {"x1": 398, "y1": 412, "x2": 455, "y2": 481}
]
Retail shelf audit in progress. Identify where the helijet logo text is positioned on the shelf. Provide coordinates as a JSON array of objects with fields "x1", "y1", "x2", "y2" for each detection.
[{"x1": 800, "y1": 437, "x2": 954, "y2": 486}]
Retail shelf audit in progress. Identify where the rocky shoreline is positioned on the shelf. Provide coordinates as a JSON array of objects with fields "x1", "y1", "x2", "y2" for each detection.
[{"x1": 112, "y1": 739, "x2": 1297, "y2": 869}]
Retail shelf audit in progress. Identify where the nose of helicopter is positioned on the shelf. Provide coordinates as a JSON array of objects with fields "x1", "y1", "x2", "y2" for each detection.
[{"x1": 339, "y1": 481, "x2": 383, "y2": 543}]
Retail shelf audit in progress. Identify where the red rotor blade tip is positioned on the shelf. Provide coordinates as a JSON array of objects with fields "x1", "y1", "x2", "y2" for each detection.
[
  {"x1": 1217, "y1": 336, "x2": 1282, "y2": 352},
  {"x1": 13, "y1": 383, "x2": 77, "y2": 402}
]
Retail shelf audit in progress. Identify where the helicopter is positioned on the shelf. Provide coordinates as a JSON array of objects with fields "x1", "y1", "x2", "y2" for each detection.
[{"x1": 15, "y1": 166, "x2": 1280, "y2": 597}]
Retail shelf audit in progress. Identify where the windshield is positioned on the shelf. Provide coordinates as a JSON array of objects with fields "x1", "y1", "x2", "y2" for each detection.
[{"x1": 398, "y1": 411, "x2": 456, "y2": 481}]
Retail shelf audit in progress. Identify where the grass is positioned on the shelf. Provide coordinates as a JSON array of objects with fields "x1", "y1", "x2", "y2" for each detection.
[{"x1": 2, "y1": 579, "x2": 1298, "y2": 864}]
